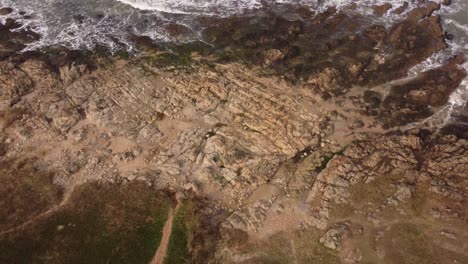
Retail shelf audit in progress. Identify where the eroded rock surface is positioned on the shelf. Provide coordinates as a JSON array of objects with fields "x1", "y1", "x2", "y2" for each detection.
[{"x1": 0, "y1": 1, "x2": 467, "y2": 263}]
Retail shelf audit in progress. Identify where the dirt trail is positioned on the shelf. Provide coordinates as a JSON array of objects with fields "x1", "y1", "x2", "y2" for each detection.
[
  {"x1": 151, "y1": 204, "x2": 180, "y2": 264},
  {"x1": 0, "y1": 186, "x2": 75, "y2": 237}
]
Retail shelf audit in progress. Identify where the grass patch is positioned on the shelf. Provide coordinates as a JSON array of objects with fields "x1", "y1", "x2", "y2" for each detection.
[
  {"x1": 0, "y1": 157, "x2": 63, "y2": 231},
  {"x1": 140, "y1": 41, "x2": 214, "y2": 68},
  {"x1": 164, "y1": 200, "x2": 200, "y2": 264},
  {"x1": 315, "y1": 148, "x2": 346, "y2": 173},
  {"x1": 212, "y1": 173, "x2": 226, "y2": 184},
  {"x1": 147, "y1": 53, "x2": 192, "y2": 68},
  {"x1": 0, "y1": 181, "x2": 172, "y2": 264}
]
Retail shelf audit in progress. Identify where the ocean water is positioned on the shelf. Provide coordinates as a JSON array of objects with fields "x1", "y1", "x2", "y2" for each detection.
[
  {"x1": 0, "y1": 0, "x2": 467, "y2": 128},
  {"x1": 0, "y1": 0, "x2": 464, "y2": 51}
]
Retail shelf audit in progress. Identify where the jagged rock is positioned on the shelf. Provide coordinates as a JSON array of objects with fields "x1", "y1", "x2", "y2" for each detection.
[
  {"x1": 0, "y1": 62, "x2": 34, "y2": 107},
  {"x1": 116, "y1": 152, "x2": 135, "y2": 162},
  {"x1": 0, "y1": 2, "x2": 466, "y2": 263},
  {"x1": 393, "y1": 2, "x2": 409, "y2": 14},
  {"x1": 422, "y1": 136, "x2": 468, "y2": 201},
  {"x1": 59, "y1": 63, "x2": 89, "y2": 86},
  {"x1": 306, "y1": 67, "x2": 344, "y2": 98},
  {"x1": 363, "y1": 5, "x2": 447, "y2": 86},
  {"x1": 0, "y1": 7, "x2": 13, "y2": 15},
  {"x1": 394, "y1": 185, "x2": 412, "y2": 202},
  {"x1": 350, "y1": 120, "x2": 365, "y2": 129},
  {"x1": 379, "y1": 55, "x2": 466, "y2": 127},
  {"x1": 320, "y1": 222, "x2": 351, "y2": 250},
  {"x1": 364, "y1": 25, "x2": 387, "y2": 45},
  {"x1": 261, "y1": 49, "x2": 285, "y2": 65},
  {"x1": 373, "y1": 3, "x2": 392, "y2": 16}
]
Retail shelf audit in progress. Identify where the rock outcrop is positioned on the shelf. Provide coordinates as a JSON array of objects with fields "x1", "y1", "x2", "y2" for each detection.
[{"x1": 0, "y1": 1, "x2": 467, "y2": 263}]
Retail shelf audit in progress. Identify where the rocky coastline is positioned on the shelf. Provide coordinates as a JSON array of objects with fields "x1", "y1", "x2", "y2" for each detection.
[{"x1": 0, "y1": 1, "x2": 467, "y2": 263}]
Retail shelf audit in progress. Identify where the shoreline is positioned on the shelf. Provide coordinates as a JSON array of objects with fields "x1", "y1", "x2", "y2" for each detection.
[
  {"x1": 1, "y1": 1, "x2": 467, "y2": 263},
  {"x1": 1, "y1": 0, "x2": 466, "y2": 132}
]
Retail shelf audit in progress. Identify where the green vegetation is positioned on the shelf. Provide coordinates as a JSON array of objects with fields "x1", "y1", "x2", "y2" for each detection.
[
  {"x1": 0, "y1": 157, "x2": 63, "y2": 231},
  {"x1": 144, "y1": 52, "x2": 193, "y2": 68},
  {"x1": 138, "y1": 41, "x2": 214, "y2": 68},
  {"x1": 212, "y1": 173, "x2": 227, "y2": 185},
  {"x1": 315, "y1": 148, "x2": 346, "y2": 173},
  {"x1": 164, "y1": 200, "x2": 200, "y2": 264},
  {"x1": 0, "y1": 181, "x2": 172, "y2": 264}
]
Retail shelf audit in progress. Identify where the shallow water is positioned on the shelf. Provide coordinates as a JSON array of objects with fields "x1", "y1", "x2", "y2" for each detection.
[{"x1": 0, "y1": 0, "x2": 467, "y2": 128}]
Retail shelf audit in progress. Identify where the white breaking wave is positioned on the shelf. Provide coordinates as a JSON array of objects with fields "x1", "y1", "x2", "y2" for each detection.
[
  {"x1": 113, "y1": 0, "x2": 453, "y2": 17},
  {"x1": 1, "y1": 0, "x2": 465, "y2": 51},
  {"x1": 114, "y1": 0, "x2": 263, "y2": 15}
]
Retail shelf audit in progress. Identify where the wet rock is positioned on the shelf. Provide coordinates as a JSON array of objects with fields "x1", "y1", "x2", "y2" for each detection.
[
  {"x1": 0, "y1": 7, "x2": 13, "y2": 15},
  {"x1": 296, "y1": 6, "x2": 314, "y2": 18},
  {"x1": 373, "y1": 3, "x2": 392, "y2": 16},
  {"x1": 407, "y1": 2, "x2": 440, "y2": 20},
  {"x1": 0, "y1": 17, "x2": 40, "y2": 49},
  {"x1": 363, "y1": 7, "x2": 446, "y2": 86},
  {"x1": 311, "y1": 6, "x2": 337, "y2": 25},
  {"x1": 2, "y1": 18, "x2": 20, "y2": 29},
  {"x1": 378, "y1": 55, "x2": 466, "y2": 127},
  {"x1": 164, "y1": 23, "x2": 192, "y2": 37},
  {"x1": 426, "y1": 1, "x2": 441, "y2": 16},
  {"x1": 73, "y1": 14, "x2": 86, "y2": 24},
  {"x1": 445, "y1": 32, "x2": 454, "y2": 40},
  {"x1": 393, "y1": 2, "x2": 409, "y2": 15},
  {"x1": 364, "y1": 25, "x2": 387, "y2": 45}
]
